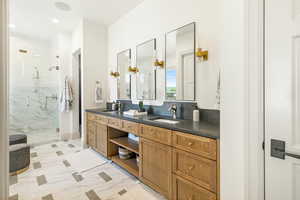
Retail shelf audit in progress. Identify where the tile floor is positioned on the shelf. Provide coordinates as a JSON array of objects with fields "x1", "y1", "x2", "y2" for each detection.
[{"x1": 9, "y1": 139, "x2": 166, "y2": 200}]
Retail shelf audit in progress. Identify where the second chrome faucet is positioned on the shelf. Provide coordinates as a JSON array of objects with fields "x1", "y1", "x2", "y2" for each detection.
[{"x1": 168, "y1": 104, "x2": 177, "y2": 119}]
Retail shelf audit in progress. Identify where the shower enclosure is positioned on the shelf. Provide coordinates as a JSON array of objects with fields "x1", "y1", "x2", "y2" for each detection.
[{"x1": 9, "y1": 37, "x2": 60, "y2": 145}]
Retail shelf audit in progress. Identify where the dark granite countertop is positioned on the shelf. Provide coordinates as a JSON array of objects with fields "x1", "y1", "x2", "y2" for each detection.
[{"x1": 86, "y1": 109, "x2": 220, "y2": 139}]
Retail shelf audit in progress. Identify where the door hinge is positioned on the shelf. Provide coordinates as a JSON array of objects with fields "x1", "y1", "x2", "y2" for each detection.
[{"x1": 262, "y1": 141, "x2": 265, "y2": 151}]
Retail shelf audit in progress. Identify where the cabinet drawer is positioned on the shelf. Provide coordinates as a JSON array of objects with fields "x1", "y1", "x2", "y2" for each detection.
[
  {"x1": 121, "y1": 120, "x2": 139, "y2": 135},
  {"x1": 107, "y1": 117, "x2": 121, "y2": 129},
  {"x1": 173, "y1": 175, "x2": 216, "y2": 200},
  {"x1": 95, "y1": 115, "x2": 108, "y2": 124},
  {"x1": 173, "y1": 149, "x2": 217, "y2": 192},
  {"x1": 87, "y1": 113, "x2": 96, "y2": 121},
  {"x1": 172, "y1": 131, "x2": 217, "y2": 160},
  {"x1": 140, "y1": 125, "x2": 172, "y2": 145}
]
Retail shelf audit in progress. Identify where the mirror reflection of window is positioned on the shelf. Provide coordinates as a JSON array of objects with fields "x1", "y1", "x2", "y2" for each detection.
[
  {"x1": 166, "y1": 23, "x2": 195, "y2": 101},
  {"x1": 136, "y1": 39, "x2": 156, "y2": 100},
  {"x1": 166, "y1": 69, "x2": 177, "y2": 100},
  {"x1": 117, "y1": 49, "x2": 131, "y2": 100}
]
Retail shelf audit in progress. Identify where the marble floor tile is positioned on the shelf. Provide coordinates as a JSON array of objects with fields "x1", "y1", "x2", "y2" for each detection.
[
  {"x1": 8, "y1": 194, "x2": 18, "y2": 200},
  {"x1": 31, "y1": 152, "x2": 38, "y2": 158},
  {"x1": 37, "y1": 175, "x2": 47, "y2": 186},
  {"x1": 10, "y1": 175, "x2": 18, "y2": 186},
  {"x1": 63, "y1": 160, "x2": 71, "y2": 167},
  {"x1": 85, "y1": 190, "x2": 101, "y2": 200},
  {"x1": 33, "y1": 162, "x2": 42, "y2": 169},
  {"x1": 118, "y1": 189, "x2": 127, "y2": 196},
  {"x1": 42, "y1": 194, "x2": 54, "y2": 200},
  {"x1": 10, "y1": 139, "x2": 166, "y2": 200}
]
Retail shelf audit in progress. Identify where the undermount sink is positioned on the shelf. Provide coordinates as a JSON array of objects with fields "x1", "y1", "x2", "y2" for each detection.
[{"x1": 153, "y1": 118, "x2": 180, "y2": 124}]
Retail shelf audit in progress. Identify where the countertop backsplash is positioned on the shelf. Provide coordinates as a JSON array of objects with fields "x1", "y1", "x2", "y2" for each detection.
[{"x1": 107, "y1": 100, "x2": 220, "y2": 125}]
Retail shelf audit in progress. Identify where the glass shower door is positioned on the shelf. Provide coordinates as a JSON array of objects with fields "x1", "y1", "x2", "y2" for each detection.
[{"x1": 9, "y1": 43, "x2": 59, "y2": 146}]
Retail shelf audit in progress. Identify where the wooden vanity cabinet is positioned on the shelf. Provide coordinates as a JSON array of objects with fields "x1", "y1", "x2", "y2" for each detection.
[
  {"x1": 139, "y1": 138, "x2": 172, "y2": 199},
  {"x1": 87, "y1": 121, "x2": 96, "y2": 148},
  {"x1": 95, "y1": 122, "x2": 108, "y2": 157},
  {"x1": 86, "y1": 113, "x2": 108, "y2": 157},
  {"x1": 140, "y1": 124, "x2": 172, "y2": 145},
  {"x1": 173, "y1": 131, "x2": 217, "y2": 160},
  {"x1": 172, "y1": 149, "x2": 217, "y2": 192},
  {"x1": 173, "y1": 175, "x2": 216, "y2": 200},
  {"x1": 86, "y1": 112, "x2": 220, "y2": 200}
]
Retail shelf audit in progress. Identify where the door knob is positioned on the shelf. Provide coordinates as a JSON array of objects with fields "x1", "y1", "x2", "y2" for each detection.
[{"x1": 271, "y1": 139, "x2": 300, "y2": 160}]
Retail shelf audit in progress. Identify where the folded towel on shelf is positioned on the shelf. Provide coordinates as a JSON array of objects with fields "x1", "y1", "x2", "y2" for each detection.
[
  {"x1": 123, "y1": 110, "x2": 147, "y2": 116},
  {"x1": 60, "y1": 76, "x2": 74, "y2": 112}
]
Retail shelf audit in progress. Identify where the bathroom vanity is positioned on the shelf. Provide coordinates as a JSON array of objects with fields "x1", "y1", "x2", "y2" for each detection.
[{"x1": 85, "y1": 109, "x2": 220, "y2": 200}]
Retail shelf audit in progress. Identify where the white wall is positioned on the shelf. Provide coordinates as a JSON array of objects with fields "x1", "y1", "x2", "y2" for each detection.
[
  {"x1": 220, "y1": 0, "x2": 247, "y2": 199},
  {"x1": 72, "y1": 20, "x2": 83, "y2": 53},
  {"x1": 82, "y1": 19, "x2": 107, "y2": 109},
  {"x1": 107, "y1": 0, "x2": 222, "y2": 109},
  {"x1": 71, "y1": 19, "x2": 108, "y2": 146}
]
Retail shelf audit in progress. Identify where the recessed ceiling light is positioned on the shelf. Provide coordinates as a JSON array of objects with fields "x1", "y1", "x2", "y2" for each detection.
[
  {"x1": 51, "y1": 18, "x2": 60, "y2": 24},
  {"x1": 55, "y1": 2, "x2": 71, "y2": 11},
  {"x1": 9, "y1": 24, "x2": 16, "y2": 29}
]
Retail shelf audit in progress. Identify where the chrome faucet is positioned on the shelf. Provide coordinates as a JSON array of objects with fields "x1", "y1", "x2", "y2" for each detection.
[
  {"x1": 117, "y1": 101, "x2": 122, "y2": 112},
  {"x1": 168, "y1": 104, "x2": 177, "y2": 119}
]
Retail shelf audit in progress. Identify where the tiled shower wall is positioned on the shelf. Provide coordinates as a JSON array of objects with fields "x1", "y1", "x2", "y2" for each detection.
[{"x1": 9, "y1": 86, "x2": 59, "y2": 134}]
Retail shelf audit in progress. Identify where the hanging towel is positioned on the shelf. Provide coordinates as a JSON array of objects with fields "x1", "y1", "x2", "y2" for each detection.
[{"x1": 60, "y1": 77, "x2": 73, "y2": 112}]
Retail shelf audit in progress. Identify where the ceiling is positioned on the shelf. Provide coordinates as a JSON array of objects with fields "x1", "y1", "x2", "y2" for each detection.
[{"x1": 9, "y1": 0, "x2": 144, "y2": 40}]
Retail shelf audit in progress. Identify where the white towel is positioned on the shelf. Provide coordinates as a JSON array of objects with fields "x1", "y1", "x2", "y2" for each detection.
[{"x1": 60, "y1": 77, "x2": 73, "y2": 112}]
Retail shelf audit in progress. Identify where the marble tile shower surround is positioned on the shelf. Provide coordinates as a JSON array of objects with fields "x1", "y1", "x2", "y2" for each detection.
[
  {"x1": 9, "y1": 86, "x2": 59, "y2": 135},
  {"x1": 107, "y1": 100, "x2": 220, "y2": 124},
  {"x1": 9, "y1": 140, "x2": 166, "y2": 200}
]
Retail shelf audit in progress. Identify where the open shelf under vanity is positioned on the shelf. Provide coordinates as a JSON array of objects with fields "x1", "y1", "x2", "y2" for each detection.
[{"x1": 107, "y1": 126, "x2": 140, "y2": 177}]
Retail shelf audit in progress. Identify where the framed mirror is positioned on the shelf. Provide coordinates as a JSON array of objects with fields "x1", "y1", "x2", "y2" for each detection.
[
  {"x1": 117, "y1": 49, "x2": 131, "y2": 100},
  {"x1": 136, "y1": 39, "x2": 157, "y2": 100},
  {"x1": 165, "y1": 22, "x2": 196, "y2": 101}
]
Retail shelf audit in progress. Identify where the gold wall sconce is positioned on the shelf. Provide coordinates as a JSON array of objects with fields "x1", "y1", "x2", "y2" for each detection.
[
  {"x1": 154, "y1": 59, "x2": 164, "y2": 68},
  {"x1": 19, "y1": 49, "x2": 28, "y2": 54},
  {"x1": 128, "y1": 66, "x2": 139, "y2": 73},
  {"x1": 196, "y1": 48, "x2": 209, "y2": 61},
  {"x1": 110, "y1": 71, "x2": 120, "y2": 78}
]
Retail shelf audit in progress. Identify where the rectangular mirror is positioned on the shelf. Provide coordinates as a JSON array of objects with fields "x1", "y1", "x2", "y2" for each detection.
[
  {"x1": 117, "y1": 49, "x2": 131, "y2": 100},
  {"x1": 165, "y1": 22, "x2": 196, "y2": 101},
  {"x1": 136, "y1": 39, "x2": 156, "y2": 100}
]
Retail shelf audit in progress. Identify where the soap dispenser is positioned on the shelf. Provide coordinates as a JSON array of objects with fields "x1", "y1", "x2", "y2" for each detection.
[{"x1": 193, "y1": 105, "x2": 200, "y2": 122}]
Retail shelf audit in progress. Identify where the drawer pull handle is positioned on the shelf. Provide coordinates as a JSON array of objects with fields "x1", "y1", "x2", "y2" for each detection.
[
  {"x1": 188, "y1": 142, "x2": 193, "y2": 146},
  {"x1": 188, "y1": 165, "x2": 195, "y2": 171}
]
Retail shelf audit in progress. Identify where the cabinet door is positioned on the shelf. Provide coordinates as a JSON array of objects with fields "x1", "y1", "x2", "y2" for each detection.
[
  {"x1": 95, "y1": 123, "x2": 108, "y2": 157},
  {"x1": 87, "y1": 121, "x2": 96, "y2": 148},
  {"x1": 140, "y1": 138, "x2": 172, "y2": 199}
]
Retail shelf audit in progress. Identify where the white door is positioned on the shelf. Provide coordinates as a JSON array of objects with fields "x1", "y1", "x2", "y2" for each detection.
[{"x1": 265, "y1": 0, "x2": 300, "y2": 199}]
